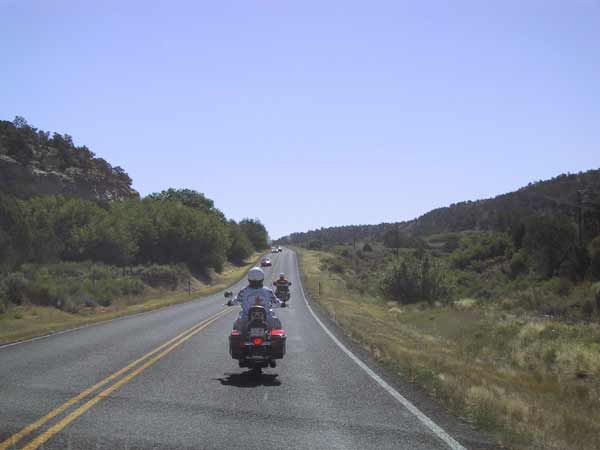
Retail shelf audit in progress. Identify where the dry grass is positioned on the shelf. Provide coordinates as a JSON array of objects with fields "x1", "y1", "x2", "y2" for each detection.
[
  {"x1": 296, "y1": 247, "x2": 600, "y2": 450},
  {"x1": 0, "y1": 252, "x2": 264, "y2": 345}
]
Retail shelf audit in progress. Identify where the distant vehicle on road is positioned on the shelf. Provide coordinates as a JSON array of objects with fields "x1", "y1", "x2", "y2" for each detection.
[
  {"x1": 277, "y1": 246, "x2": 282, "y2": 252},
  {"x1": 271, "y1": 247, "x2": 278, "y2": 253},
  {"x1": 260, "y1": 257, "x2": 272, "y2": 267}
]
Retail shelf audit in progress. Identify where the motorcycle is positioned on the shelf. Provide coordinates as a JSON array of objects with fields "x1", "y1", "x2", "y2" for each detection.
[
  {"x1": 275, "y1": 288, "x2": 290, "y2": 307},
  {"x1": 273, "y1": 281, "x2": 292, "y2": 308},
  {"x1": 228, "y1": 304, "x2": 286, "y2": 374}
]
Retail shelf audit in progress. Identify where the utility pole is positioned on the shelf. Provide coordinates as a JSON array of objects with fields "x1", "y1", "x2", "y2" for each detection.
[
  {"x1": 395, "y1": 224, "x2": 401, "y2": 260},
  {"x1": 576, "y1": 190, "x2": 584, "y2": 248}
]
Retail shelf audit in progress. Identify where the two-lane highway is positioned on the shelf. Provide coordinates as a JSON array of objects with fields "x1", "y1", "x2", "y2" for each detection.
[{"x1": 0, "y1": 249, "x2": 494, "y2": 450}]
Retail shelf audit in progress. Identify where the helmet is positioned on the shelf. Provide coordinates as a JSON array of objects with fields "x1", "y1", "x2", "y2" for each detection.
[
  {"x1": 279, "y1": 273, "x2": 285, "y2": 279},
  {"x1": 248, "y1": 267, "x2": 265, "y2": 282}
]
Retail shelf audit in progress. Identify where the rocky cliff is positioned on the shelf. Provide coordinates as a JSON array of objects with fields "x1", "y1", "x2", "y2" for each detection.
[{"x1": 0, "y1": 118, "x2": 138, "y2": 201}]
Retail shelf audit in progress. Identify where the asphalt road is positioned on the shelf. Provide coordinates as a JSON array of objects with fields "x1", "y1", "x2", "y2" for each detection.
[{"x1": 0, "y1": 249, "x2": 495, "y2": 450}]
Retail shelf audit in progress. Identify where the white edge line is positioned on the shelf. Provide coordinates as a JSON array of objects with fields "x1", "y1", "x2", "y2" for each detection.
[
  {"x1": 0, "y1": 279, "x2": 249, "y2": 351},
  {"x1": 292, "y1": 249, "x2": 468, "y2": 450}
]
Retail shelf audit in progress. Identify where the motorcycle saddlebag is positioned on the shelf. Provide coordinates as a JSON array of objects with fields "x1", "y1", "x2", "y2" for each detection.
[
  {"x1": 229, "y1": 331, "x2": 244, "y2": 359},
  {"x1": 270, "y1": 329, "x2": 286, "y2": 359}
]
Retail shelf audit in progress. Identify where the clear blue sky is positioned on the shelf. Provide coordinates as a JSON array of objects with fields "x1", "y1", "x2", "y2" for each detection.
[{"x1": 1, "y1": 0, "x2": 599, "y2": 239}]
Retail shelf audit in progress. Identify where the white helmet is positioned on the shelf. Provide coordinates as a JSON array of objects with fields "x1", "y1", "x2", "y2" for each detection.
[
  {"x1": 279, "y1": 273, "x2": 285, "y2": 278},
  {"x1": 248, "y1": 267, "x2": 265, "y2": 282}
]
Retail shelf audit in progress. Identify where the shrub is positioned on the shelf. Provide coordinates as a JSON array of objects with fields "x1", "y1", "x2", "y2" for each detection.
[
  {"x1": 0, "y1": 262, "x2": 160, "y2": 313},
  {"x1": 2, "y1": 272, "x2": 29, "y2": 305},
  {"x1": 0, "y1": 292, "x2": 7, "y2": 314},
  {"x1": 593, "y1": 282, "x2": 600, "y2": 312},
  {"x1": 26, "y1": 271, "x2": 65, "y2": 307},
  {"x1": 307, "y1": 240, "x2": 322, "y2": 250},
  {"x1": 508, "y1": 250, "x2": 530, "y2": 279},
  {"x1": 117, "y1": 277, "x2": 145, "y2": 296},
  {"x1": 363, "y1": 242, "x2": 373, "y2": 252},
  {"x1": 323, "y1": 256, "x2": 347, "y2": 274},
  {"x1": 96, "y1": 297, "x2": 112, "y2": 307},
  {"x1": 582, "y1": 300, "x2": 595, "y2": 318},
  {"x1": 134, "y1": 264, "x2": 188, "y2": 290},
  {"x1": 442, "y1": 234, "x2": 461, "y2": 253},
  {"x1": 450, "y1": 232, "x2": 513, "y2": 270},
  {"x1": 61, "y1": 298, "x2": 82, "y2": 314},
  {"x1": 381, "y1": 255, "x2": 450, "y2": 304}
]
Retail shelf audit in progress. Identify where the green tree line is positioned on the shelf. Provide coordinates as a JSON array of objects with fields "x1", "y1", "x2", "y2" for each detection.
[{"x1": 0, "y1": 189, "x2": 268, "y2": 273}]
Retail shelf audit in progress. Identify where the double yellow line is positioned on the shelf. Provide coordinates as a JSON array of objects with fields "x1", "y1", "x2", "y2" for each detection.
[{"x1": 1, "y1": 308, "x2": 233, "y2": 450}]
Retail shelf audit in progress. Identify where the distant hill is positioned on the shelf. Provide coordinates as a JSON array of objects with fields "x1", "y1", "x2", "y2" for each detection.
[
  {"x1": 280, "y1": 222, "x2": 411, "y2": 246},
  {"x1": 279, "y1": 169, "x2": 600, "y2": 245},
  {"x1": 0, "y1": 117, "x2": 138, "y2": 202}
]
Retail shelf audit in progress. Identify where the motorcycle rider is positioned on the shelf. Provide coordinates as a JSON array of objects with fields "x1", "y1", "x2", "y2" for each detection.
[
  {"x1": 273, "y1": 273, "x2": 292, "y2": 297},
  {"x1": 232, "y1": 267, "x2": 282, "y2": 332}
]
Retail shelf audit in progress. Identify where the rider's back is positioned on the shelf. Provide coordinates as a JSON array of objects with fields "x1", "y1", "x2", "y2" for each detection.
[{"x1": 237, "y1": 286, "x2": 276, "y2": 319}]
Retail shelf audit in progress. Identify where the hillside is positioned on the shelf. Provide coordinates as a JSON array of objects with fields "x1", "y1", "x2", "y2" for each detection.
[
  {"x1": 289, "y1": 171, "x2": 600, "y2": 450},
  {"x1": 280, "y1": 169, "x2": 600, "y2": 244},
  {"x1": 1, "y1": 117, "x2": 270, "y2": 337},
  {"x1": 0, "y1": 117, "x2": 138, "y2": 202}
]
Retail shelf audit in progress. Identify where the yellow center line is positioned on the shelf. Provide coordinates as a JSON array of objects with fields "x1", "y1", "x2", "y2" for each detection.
[
  {"x1": 21, "y1": 308, "x2": 234, "y2": 450},
  {"x1": 0, "y1": 308, "x2": 232, "y2": 450}
]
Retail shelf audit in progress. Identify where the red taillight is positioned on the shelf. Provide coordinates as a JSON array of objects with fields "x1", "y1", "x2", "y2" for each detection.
[
  {"x1": 270, "y1": 329, "x2": 285, "y2": 337},
  {"x1": 230, "y1": 330, "x2": 241, "y2": 336},
  {"x1": 253, "y1": 337, "x2": 263, "y2": 345}
]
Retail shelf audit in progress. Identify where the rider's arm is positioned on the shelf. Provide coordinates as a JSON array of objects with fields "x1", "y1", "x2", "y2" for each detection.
[
  {"x1": 230, "y1": 288, "x2": 246, "y2": 306},
  {"x1": 270, "y1": 290, "x2": 282, "y2": 307}
]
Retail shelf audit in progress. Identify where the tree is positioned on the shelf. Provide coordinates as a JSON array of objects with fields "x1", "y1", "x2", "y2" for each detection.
[
  {"x1": 589, "y1": 235, "x2": 600, "y2": 280},
  {"x1": 523, "y1": 216, "x2": 576, "y2": 278},
  {"x1": 0, "y1": 120, "x2": 32, "y2": 163},
  {"x1": 0, "y1": 193, "x2": 31, "y2": 268},
  {"x1": 69, "y1": 215, "x2": 137, "y2": 265},
  {"x1": 226, "y1": 221, "x2": 254, "y2": 264},
  {"x1": 138, "y1": 199, "x2": 230, "y2": 272},
  {"x1": 21, "y1": 196, "x2": 64, "y2": 263},
  {"x1": 148, "y1": 188, "x2": 214, "y2": 212},
  {"x1": 13, "y1": 116, "x2": 28, "y2": 128},
  {"x1": 239, "y1": 219, "x2": 268, "y2": 250}
]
